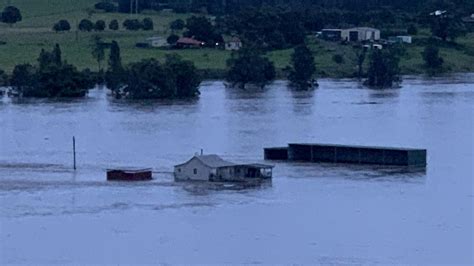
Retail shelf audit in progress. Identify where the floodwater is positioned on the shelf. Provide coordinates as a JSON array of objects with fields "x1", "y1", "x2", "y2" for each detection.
[{"x1": 0, "y1": 76, "x2": 473, "y2": 264}]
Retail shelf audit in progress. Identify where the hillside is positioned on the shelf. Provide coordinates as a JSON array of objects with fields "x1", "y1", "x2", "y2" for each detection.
[{"x1": 0, "y1": 0, "x2": 473, "y2": 77}]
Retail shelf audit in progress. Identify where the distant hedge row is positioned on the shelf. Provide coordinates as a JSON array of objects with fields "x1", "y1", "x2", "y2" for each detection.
[{"x1": 52, "y1": 18, "x2": 154, "y2": 32}]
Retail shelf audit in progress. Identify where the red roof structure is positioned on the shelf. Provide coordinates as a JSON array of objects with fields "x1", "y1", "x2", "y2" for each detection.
[{"x1": 176, "y1": 37, "x2": 204, "y2": 46}]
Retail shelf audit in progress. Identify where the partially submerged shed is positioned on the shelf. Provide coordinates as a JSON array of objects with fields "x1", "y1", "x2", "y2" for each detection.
[
  {"x1": 107, "y1": 168, "x2": 153, "y2": 181},
  {"x1": 265, "y1": 143, "x2": 427, "y2": 167}
]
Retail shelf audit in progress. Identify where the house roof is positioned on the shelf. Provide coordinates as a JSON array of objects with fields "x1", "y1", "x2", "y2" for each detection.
[
  {"x1": 224, "y1": 36, "x2": 241, "y2": 43},
  {"x1": 107, "y1": 168, "x2": 152, "y2": 173},
  {"x1": 175, "y1": 154, "x2": 235, "y2": 168},
  {"x1": 177, "y1": 37, "x2": 203, "y2": 45},
  {"x1": 348, "y1": 27, "x2": 380, "y2": 32},
  {"x1": 195, "y1": 155, "x2": 236, "y2": 168},
  {"x1": 462, "y1": 15, "x2": 474, "y2": 23},
  {"x1": 175, "y1": 154, "x2": 274, "y2": 169}
]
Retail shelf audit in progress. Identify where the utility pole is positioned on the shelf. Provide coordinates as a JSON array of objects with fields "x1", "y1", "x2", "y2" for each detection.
[
  {"x1": 130, "y1": 0, "x2": 133, "y2": 16},
  {"x1": 136, "y1": 0, "x2": 139, "y2": 15},
  {"x1": 73, "y1": 136, "x2": 76, "y2": 170}
]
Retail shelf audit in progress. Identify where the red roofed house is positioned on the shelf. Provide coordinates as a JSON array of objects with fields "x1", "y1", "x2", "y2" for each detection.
[{"x1": 176, "y1": 37, "x2": 204, "y2": 48}]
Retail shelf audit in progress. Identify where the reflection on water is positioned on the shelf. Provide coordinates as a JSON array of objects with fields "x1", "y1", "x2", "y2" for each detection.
[{"x1": 0, "y1": 75, "x2": 473, "y2": 264}]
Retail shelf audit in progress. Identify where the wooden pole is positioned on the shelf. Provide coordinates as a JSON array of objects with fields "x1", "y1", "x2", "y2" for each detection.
[{"x1": 73, "y1": 136, "x2": 76, "y2": 170}]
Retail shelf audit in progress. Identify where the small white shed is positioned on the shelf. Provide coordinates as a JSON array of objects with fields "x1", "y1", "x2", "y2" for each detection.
[
  {"x1": 146, "y1": 36, "x2": 167, "y2": 48},
  {"x1": 225, "y1": 37, "x2": 242, "y2": 51}
]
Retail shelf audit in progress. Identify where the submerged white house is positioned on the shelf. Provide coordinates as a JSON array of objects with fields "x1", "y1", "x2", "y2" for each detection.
[{"x1": 174, "y1": 154, "x2": 273, "y2": 182}]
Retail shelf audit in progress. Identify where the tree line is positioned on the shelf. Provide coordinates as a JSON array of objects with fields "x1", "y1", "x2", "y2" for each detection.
[
  {"x1": 111, "y1": 0, "x2": 473, "y2": 16},
  {"x1": 3, "y1": 42, "x2": 201, "y2": 99},
  {"x1": 52, "y1": 18, "x2": 154, "y2": 32}
]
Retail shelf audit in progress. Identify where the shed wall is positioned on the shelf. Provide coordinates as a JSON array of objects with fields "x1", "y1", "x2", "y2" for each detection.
[{"x1": 174, "y1": 158, "x2": 212, "y2": 181}]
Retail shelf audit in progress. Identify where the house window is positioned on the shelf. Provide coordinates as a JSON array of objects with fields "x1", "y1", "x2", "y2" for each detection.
[
  {"x1": 178, "y1": 168, "x2": 181, "y2": 172},
  {"x1": 193, "y1": 169, "x2": 197, "y2": 175}
]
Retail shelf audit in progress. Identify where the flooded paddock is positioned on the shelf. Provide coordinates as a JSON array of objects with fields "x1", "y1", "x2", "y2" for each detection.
[{"x1": 1, "y1": 75, "x2": 473, "y2": 264}]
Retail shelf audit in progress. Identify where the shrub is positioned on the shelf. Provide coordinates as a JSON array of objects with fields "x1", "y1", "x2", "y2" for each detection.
[
  {"x1": 1, "y1": 6, "x2": 22, "y2": 26},
  {"x1": 167, "y1": 34, "x2": 179, "y2": 45},
  {"x1": 170, "y1": 19, "x2": 185, "y2": 31},
  {"x1": 142, "y1": 18, "x2": 154, "y2": 31},
  {"x1": 123, "y1": 19, "x2": 142, "y2": 30},
  {"x1": 94, "y1": 20, "x2": 106, "y2": 31},
  {"x1": 109, "y1": 19, "x2": 119, "y2": 30},
  {"x1": 53, "y1": 19, "x2": 71, "y2": 32},
  {"x1": 78, "y1": 19, "x2": 94, "y2": 31},
  {"x1": 422, "y1": 44, "x2": 444, "y2": 72}
]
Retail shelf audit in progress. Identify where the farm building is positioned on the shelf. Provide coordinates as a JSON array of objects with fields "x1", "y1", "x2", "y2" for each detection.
[
  {"x1": 321, "y1": 29, "x2": 344, "y2": 41},
  {"x1": 346, "y1": 27, "x2": 381, "y2": 42},
  {"x1": 388, "y1": 36, "x2": 412, "y2": 44},
  {"x1": 107, "y1": 168, "x2": 153, "y2": 181},
  {"x1": 176, "y1": 37, "x2": 204, "y2": 48},
  {"x1": 225, "y1": 37, "x2": 242, "y2": 51},
  {"x1": 321, "y1": 27, "x2": 380, "y2": 42},
  {"x1": 174, "y1": 154, "x2": 273, "y2": 182},
  {"x1": 265, "y1": 143, "x2": 427, "y2": 167},
  {"x1": 462, "y1": 14, "x2": 474, "y2": 30},
  {"x1": 146, "y1": 36, "x2": 167, "y2": 47}
]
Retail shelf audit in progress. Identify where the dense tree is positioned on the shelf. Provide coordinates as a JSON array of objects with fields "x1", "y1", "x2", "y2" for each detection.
[
  {"x1": 109, "y1": 19, "x2": 119, "y2": 30},
  {"x1": 164, "y1": 54, "x2": 201, "y2": 98},
  {"x1": 105, "y1": 41, "x2": 125, "y2": 95},
  {"x1": 79, "y1": 19, "x2": 94, "y2": 31},
  {"x1": 1, "y1": 6, "x2": 22, "y2": 26},
  {"x1": 142, "y1": 18, "x2": 154, "y2": 31},
  {"x1": 184, "y1": 16, "x2": 221, "y2": 45},
  {"x1": 365, "y1": 48, "x2": 401, "y2": 88},
  {"x1": 122, "y1": 57, "x2": 201, "y2": 99},
  {"x1": 10, "y1": 45, "x2": 94, "y2": 97},
  {"x1": 430, "y1": 15, "x2": 467, "y2": 42},
  {"x1": 422, "y1": 44, "x2": 444, "y2": 73},
  {"x1": 0, "y1": 68, "x2": 8, "y2": 86},
  {"x1": 124, "y1": 59, "x2": 175, "y2": 98},
  {"x1": 167, "y1": 34, "x2": 180, "y2": 45},
  {"x1": 91, "y1": 36, "x2": 106, "y2": 71},
  {"x1": 123, "y1": 19, "x2": 142, "y2": 30},
  {"x1": 10, "y1": 64, "x2": 36, "y2": 94},
  {"x1": 407, "y1": 24, "x2": 418, "y2": 35},
  {"x1": 288, "y1": 44, "x2": 317, "y2": 88},
  {"x1": 355, "y1": 46, "x2": 367, "y2": 79},
  {"x1": 53, "y1": 19, "x2": 71, "y2": 32},
  {"x1": 94, "y1": 20, "x2": 106, "y2": 31},
  {"x1": 52, "y1": 44, "x2": 62, "y2": 66},
  {"x1": 226, "y1": 48, "x2": 276, "y2": 88},
  {"x1": 332, "y1": 54, "x2": 344, "y2": 64},
  {"x1": 170, "y1": 19, "x2": 185, "y2": 31}
]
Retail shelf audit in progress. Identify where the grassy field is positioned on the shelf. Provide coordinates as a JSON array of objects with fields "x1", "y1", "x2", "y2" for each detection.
[{"x1": 1, "y1": 0, "x2": 473, "y2": 77}]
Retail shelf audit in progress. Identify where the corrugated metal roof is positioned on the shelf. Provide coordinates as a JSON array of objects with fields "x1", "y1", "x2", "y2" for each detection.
[
  {"x1": 107, "y1": 168, "x2": 152, "y2": 173},
  {"x1": 195, "y1": 155, "x2": 236, "y2": 168}
]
